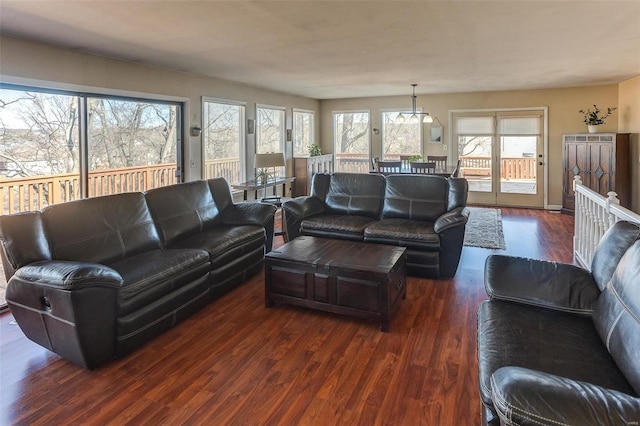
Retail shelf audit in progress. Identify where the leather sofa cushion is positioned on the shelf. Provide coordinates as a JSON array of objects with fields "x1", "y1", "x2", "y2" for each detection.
[
  {"x1": 383, "y1": 175, "x2": 448, "y2": 221},
  {"x1": 364, "y1": 219, "x2": 440, "y2": 250},
  {"x1": 111, "y1": 248, "x2": 210, "y2": 316},
  {"x1": 145, "y1": 180, "x2": 222, "y2": 246},
  {"x1": 593, "y1": 240, "x2": 640, "y2": 395},
  {"x1": 325, "y1": 173, "x2": 385, "y2": 218},
  {"x1": 301, "y1": 214, "x2": 377, "y2": 237},
  {"x1": 43, "y1": 192, "x2": 162, "y2": 265},
  {"x1": 477, "y1": 300, "x2": 635, "y2": 408},
  {"x1": 170, "y1": 225, "x2": 265, "y2": 270}
]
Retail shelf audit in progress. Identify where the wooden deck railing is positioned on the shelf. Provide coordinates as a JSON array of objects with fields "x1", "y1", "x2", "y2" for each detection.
[
  {"x1": 335, "y1": 153, "x2": 370, "y2": 173},
  {"x1": 460, "y1": 156, "x2": 536, "y2": 180},
  {"x1": 334, "y1": 153, "x2": 536, "y2": 179},
  {"x1": 0, "y1": 158, "x2": 240, "y2": 215}
]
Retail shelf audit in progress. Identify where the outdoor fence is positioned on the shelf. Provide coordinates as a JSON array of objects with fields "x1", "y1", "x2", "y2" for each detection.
[
  {"x1": 573, "y1": 175, "x2": 640, "y2": 269},
  {"x1": 0, "y1": 158, "x2": 239, "y2": 215}
]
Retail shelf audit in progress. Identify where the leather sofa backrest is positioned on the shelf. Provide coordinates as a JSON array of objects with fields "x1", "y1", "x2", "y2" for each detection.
[
  {"x1": 383, "y1": 175, "x2": 449, "y2": 221},
  {"x1": 0, "y1": 211, "x2": 52, "y2": 280},
  {"x1": 447, "y1": 177, "x2": 469, "y2": 211},
  {"x1": 207, "y1": 177, "x2": 234, "y2": 211},
  {"x1": 310, "y1": 173, "x2": 332, "y2": 201},
  {"x1": 593, "y1": 223, "x2": 640, "y2": 395},
  {"x1": 145, "y1": 180, "x2": 222, "y2": 246},
  {"x1": 325, "y1": 173, "x2": 385, "y2": 218},
  {"x1": 43, "y1": 192, "x2": 162, "y2": 264},
  {"x1": 591, "y1": 220, "x2": 640, "y2": 291}
]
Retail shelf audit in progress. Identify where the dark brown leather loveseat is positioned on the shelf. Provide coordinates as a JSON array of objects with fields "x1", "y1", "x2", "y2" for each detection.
[
  {"x1": 478, "y1": 220, "x2": 640, "y2": 425},
  {"x1": 0, "y1": 178, "x2": 276, "y2": 369},
  {"x1": 283, "y1": 172, "x2": 469, "y2": 278}
]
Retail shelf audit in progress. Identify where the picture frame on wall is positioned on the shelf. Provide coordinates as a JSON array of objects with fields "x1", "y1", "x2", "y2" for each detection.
[
  {"x1": 430, "y1": 125, "x2": 443, "y2": 143},
  {"x1": 429, "y1": 117, "x2": 443, "y2": 143}
]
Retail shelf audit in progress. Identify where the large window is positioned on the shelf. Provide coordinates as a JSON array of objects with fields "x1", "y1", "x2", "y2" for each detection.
[
  {"x1": 256, "y1": 105, "x2": 285, "y2": 154},
  {"x1": 293, "y1": 109, "x2": 314, "y2": 156},
  {"x1": 381, "y1": 111, "x2": 421, "y2": 160},
  {"x1": 202, "y1": 98, "x2": 245, "y2": 184},
  {"x1": 87, "y1": 97, "x2": 179, "y2": 196},
  {"x1": 333, "y1": 111, "x2": 370, "y2": 173},
  {"x1": 0, "y1": 86, "x2": 182, "y2": 215},
  {"x1": 256, "y1": 105, "x2": 285, "y2": 178}
]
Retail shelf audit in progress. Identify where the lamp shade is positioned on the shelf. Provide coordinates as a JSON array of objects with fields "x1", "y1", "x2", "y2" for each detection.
[{"x1": 255, "y1": 152, "x2": 285, "y2": 168}]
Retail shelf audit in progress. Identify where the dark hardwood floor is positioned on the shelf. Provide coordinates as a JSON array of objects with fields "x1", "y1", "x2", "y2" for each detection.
[{"x1": 0, "y1": 208, "x2": 575, "y2": 425}]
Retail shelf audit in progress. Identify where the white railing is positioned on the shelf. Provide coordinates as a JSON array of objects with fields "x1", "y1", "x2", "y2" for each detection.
[{"x1": 573, "y1": 176, "x2": 640, "y2": 269}]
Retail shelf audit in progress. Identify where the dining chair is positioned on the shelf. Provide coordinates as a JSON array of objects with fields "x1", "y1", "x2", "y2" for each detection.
[
  {"x1": 371, "y1": 156, "x2": 380, "y2": 171},
  {"x1": 427, "y1": 155, "x2": 448, "y2": 170},
  {"x1": 399, "y1": 155, "x2": 413, "y2": 170},
  {"x1": 410, "y1": 161, "x2": 436, "y2": 174},
  {"x1": 377, "y1": 161, "x2": 402, "y2": 174}
]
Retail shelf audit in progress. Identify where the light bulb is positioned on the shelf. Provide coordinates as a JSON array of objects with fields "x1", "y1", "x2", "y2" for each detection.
[
  {"x1": 396, "y1": 114, "x2": 406, "y2": 123},
  {"x1": 409, "y1": 114, "x2": 419, "y2": 124},
  {"x1": 423, "y1": 114, "x2": 433, "y2": 124}
]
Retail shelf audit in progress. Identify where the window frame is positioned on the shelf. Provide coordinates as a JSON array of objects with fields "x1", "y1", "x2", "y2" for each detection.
[
  {"x1": 255, "y1": 104, "x2": 286, "y2": 155},
  {"x1": 292, "y1": 108, "x2": 315, "y2": 157},
  {"x1": 201, "y1": 96, "x2": 247, "y2": 184},
  {"x1": 332, "y1": 110, "x2": 371, "y2": 173},
  {"x1": 380, "y1": 109, "x2": 423, "y2": 160},
  {"x1": 0, "y1": 83, "x2": 184, "y2": 200}
]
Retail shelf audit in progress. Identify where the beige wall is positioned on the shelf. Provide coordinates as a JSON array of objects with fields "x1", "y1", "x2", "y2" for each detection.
[
  {"x1": 1, "y1": 35, "x2": 635, "y2": 211},
  {"x1": 618, "y1": 76, "x2": 640, "y2": 213},
  {"x1": 320, "y1": 85, "x2": 620, "y2": 208},
  {"x1": 0, "y1": 36, "x2": 320, "y2": 183}
]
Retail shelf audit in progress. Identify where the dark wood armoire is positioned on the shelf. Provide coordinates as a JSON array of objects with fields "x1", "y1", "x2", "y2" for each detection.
[{"x1": 562, "y1": 133, "x2": 630, "y2": 212}]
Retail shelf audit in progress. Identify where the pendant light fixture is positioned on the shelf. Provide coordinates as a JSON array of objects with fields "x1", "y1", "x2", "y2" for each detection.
[{"x1": 396, "y1": 84, "x2": 433, "y2": 124}]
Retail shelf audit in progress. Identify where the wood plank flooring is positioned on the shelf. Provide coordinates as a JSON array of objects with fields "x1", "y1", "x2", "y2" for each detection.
[{"x1": 0, "y1": 208, "x2": 575, "y2": 425}]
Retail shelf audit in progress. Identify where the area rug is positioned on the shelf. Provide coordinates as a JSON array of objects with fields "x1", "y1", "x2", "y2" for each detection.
[{"x1": 463, "y1": 207, "x2": 506, "y2": 250}]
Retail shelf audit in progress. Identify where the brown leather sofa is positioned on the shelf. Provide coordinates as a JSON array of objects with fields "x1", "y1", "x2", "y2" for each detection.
[
  {"x1": 0, "y1": 178, "x2": 276, "y2": 369},
  {"x1": 478, "y1": 220, "x2": 640, "y2": 425},
  {"x1": 283, "y1": 173, "x2": 469, "y2": 278}
]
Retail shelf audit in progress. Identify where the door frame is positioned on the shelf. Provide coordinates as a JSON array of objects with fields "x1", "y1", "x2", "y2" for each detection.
[{"x1": 449, "y1": 107, "x2": 549, "y2": 209}]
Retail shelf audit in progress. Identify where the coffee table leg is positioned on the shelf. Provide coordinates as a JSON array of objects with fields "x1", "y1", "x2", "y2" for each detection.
[{"x1": 380, "y1": 316, "x2": 389, "y2": 332}]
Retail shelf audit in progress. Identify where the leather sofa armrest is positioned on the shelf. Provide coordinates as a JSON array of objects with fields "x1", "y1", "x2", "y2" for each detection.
[
  {"x1": 282, "y1": 196, "x2": 327, "y2": 241},
  {"x1": 220, "y1": 202, "x2": 277, "y2": 252},
  {"x1": 220, "y1": 202, "x2": 277, "y2": 227},
  {"x1": 485, "y1": 255, "x2": 600, "y2": 315},
  {"x1": 491, "y1": 366, "x2": 640, "y2": 425},
  {"x1": 7, "y1": 260, "x2": 123, "y2": 369},
  {"x1": 433, "y1": 206, "x2": 469, "y2": 233},
  {"x1": 14, "y1": 260, "x2": 123, "y2": 289}
]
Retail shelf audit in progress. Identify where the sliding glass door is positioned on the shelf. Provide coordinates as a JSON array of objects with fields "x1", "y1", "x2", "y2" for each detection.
[
  {"x1": 0, "y1": 85, "x2": 184, "y2": 310},
  {"x1": 453, "y1": 110, "x2": 544, "y2": 207}
]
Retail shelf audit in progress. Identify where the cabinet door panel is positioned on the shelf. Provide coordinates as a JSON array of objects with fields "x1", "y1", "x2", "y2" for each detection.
[{"x1": 588, "y1": 143, "x2": 613, "y2": 197}]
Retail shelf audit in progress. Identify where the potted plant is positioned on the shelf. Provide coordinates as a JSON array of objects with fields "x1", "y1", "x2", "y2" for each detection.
[
  {"x1": 408, "y1": 154, "x2": 423, "y2": 162},
  {"x1": 308, "y1": 144, "x2": 322, "y2": 157},
  {"x1": 579, "y1": 105, "x2": 617, "y2": 133}
]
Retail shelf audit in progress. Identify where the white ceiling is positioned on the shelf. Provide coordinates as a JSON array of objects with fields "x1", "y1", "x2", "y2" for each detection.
[{"x1": 1, "y1": 1, "x2": 639, "y2": 99}]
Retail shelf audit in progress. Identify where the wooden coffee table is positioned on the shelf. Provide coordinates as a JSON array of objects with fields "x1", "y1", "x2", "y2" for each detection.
[{"x1": 264, "y1": 236, "x2": 407, "y2": 331}]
